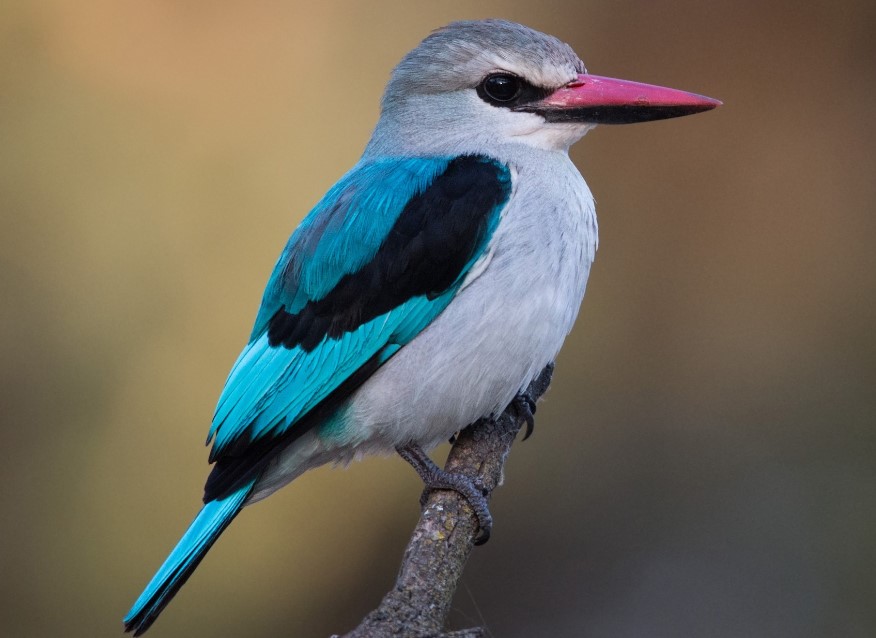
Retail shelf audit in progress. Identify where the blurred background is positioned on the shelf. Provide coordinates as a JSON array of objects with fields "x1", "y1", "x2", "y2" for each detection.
[{"x1": 2, "y1": 1, "x2": 874, "y2": 636}]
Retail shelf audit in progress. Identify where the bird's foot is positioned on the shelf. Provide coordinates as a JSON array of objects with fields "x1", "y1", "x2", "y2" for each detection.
[
  {"x1": 396, "y1": 443, "x2": 493, "y2": 545},
  {"x1": 512, "y1": 390, "x2": 537, "y2": 440}
]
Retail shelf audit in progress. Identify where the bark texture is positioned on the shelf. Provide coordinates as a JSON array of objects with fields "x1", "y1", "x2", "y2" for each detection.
[{"x1": 339, "y1": 363, "x2": 554, "y2": 638}]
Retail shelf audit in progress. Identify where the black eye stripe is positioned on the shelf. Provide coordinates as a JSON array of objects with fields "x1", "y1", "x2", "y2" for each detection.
[{"x1": 476, "y1": 73, "x2": 553, "y2": 109}]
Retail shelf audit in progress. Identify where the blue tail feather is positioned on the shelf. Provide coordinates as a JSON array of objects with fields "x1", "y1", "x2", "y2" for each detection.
[{"x1": 123, "y1": 478, "x2": 256, "y2": 635}]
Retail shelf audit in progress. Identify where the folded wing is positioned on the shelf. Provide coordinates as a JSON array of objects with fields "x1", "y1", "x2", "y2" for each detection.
[{"x1": 204, "y1": 155, "x2": 513, "y2": 501}]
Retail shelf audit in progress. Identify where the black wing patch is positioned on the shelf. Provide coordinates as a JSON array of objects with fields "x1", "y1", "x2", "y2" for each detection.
[{"x1": 266, "y1": 155, "x2": 511, "y2": 352}]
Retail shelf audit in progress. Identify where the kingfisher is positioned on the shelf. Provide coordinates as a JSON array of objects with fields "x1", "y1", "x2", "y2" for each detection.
[{"x1": 124, "y1": 19, "x2": 719, "y2": 634}]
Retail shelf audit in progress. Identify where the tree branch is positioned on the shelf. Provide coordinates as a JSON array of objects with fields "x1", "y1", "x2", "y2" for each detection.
[{"x1": 339, "y1": 363, "x2": 555, "y2": 638}]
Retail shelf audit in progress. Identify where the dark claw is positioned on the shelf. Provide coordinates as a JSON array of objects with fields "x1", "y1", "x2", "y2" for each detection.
[
  {"x1": 473, "y1": 476, "x2": 489, "y2": 497},
  {"x1": 512, "y1": 392, "x2": 537, "y2": 440},
  {"x1": 473, "y1": 519, "x2": 492, "y2": 545}
]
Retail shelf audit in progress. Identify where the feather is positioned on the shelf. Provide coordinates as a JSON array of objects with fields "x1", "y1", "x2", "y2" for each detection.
[{"x1": 123, "y1": 478, "x2": 256, "y2": 636}]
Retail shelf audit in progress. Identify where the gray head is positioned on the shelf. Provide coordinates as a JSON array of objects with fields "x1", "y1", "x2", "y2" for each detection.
[
  {"x1": 365, "y1": 20, "x2": 588, "y2": 157},
  {"x1": 384, "y1": 20, "x2": 585, "y2": 109},
  {"x1": 364, "y1": 20, "x2": 720, "y2": 158}
]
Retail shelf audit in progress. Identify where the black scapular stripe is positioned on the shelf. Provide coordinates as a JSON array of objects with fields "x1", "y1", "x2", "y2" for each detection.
[{"x1": 267, "y1": 155, "x2": 510, "y2": 352}]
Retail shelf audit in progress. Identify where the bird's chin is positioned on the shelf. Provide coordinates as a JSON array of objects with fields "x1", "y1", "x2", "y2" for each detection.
[{"x1": 512, "y1": 121, "x2": 595, "y2": 152}]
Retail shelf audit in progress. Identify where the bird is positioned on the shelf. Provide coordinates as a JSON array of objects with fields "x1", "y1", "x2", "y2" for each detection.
[{"x1": 123, "y1": 19, "x2": 719, "y2": 635}]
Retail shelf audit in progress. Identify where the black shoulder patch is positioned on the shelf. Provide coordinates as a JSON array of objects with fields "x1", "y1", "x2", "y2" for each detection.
[{"x1": 267, "y1": 155, "x2": 511, "y2": 352}]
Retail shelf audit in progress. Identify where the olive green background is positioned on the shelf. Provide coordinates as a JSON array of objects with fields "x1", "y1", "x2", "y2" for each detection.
[{"x1": 2, "y1": 1, "x2": 874, "y2": 636}]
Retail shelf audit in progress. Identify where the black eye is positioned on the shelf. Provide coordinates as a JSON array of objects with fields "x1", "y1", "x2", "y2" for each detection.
[{"x1": 480, "y1": 74, "x2": 522, "y2": 103}]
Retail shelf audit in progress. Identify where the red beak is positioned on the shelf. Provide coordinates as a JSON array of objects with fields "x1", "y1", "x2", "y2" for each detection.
[{"x1": 519, "y1": 74, "x2": 721, "y2": 124}]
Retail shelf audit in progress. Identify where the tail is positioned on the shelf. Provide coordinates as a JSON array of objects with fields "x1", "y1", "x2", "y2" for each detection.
[{"x1": 123, "y1": 478, "x2": 256, "y2": 635}]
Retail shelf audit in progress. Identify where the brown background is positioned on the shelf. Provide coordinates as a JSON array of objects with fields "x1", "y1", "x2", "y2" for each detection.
[{"x1": 2, "y1": 1, "x2": 874, "y2": 636}]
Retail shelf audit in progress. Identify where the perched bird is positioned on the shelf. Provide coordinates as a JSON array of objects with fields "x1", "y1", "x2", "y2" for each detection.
[{"x1": 124, "y1": 19, "x2": 719, "y2": 635}]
